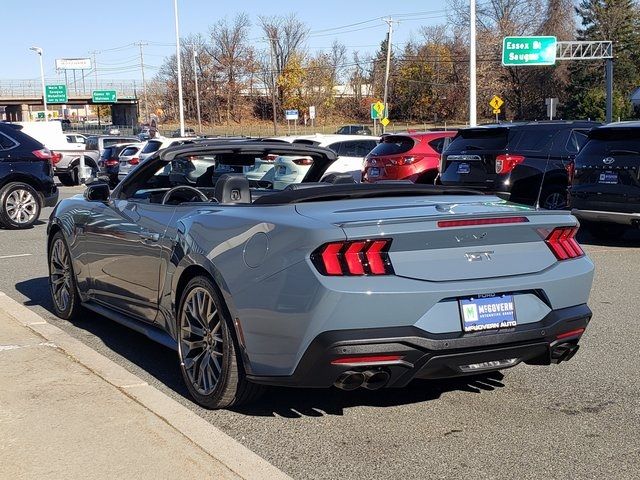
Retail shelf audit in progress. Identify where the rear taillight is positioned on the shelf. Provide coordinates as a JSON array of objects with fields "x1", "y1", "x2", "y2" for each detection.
[
  {"x1": 32, "y1": 148, "x2": 52, "y2": 160},
  {"x1": 402, "y1": 156, "x2": 420, "y2": 164},
  {"x1": 105, "y1": 158, "x2": 119, "y2": 167},
  {"x1": 50, "y1": 151, "x2": 62, "y2": 165},
  {"x1": 312, "y1": 239, "x2": 394, "y2": 276},
  {"x1": 545, "y1": 226, "x2": 584, "y2": 260},
  {"x1": 260, "y1": 154, "x2": 277, "y2": 162},
  {"x1": 128, "y1": 157, "x2": 140, "y2": 165},
  {"x1": 293, "y1": 158, "x2": 313, "y2": 166},
  {"x1": 495, "y1": 154, "x2": 525, "y2": 174}
]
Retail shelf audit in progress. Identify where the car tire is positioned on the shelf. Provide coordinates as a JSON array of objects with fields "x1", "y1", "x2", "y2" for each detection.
[
  {"x1": 0, "y1": 182, "x2": 41, "y2": 229},
  {"x1": 584, "y1": 222, "x2": 627, "y2": 240},
  {"x1": 48, "y1": 231, "x2": 83, "y2": 320},
  {"x1": 177, "y1": 276, "x2": 263, "y2": 409},
  {"x1": 539, "y1": 185, "x2": 568, "y2": 210},
  {"x1": 58, "y1": 173, "x2": 76, "y2": 187}
]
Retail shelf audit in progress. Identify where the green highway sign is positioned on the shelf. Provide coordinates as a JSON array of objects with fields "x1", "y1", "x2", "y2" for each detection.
[
  {"x1": 502, "y1": 36, "x2": 557, "y2": 66},
  {"x1": 45, "y1": 85, "x2": 67, "y2": 104},
  {"x1": 92, "y1": 90, "x2": 117, "y2": 103}
]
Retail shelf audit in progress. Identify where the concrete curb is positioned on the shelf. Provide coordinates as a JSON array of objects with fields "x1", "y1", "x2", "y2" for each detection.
[{"x1": 0, "y1": 292, "x2": 292, "y2": 480}]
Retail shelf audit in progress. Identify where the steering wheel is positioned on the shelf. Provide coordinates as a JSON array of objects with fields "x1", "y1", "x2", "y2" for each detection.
[{"x1": 161, "y1": 185, "x2": 209, "y2": 205}]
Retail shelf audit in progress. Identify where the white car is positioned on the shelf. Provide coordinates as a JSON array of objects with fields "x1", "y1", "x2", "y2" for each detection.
[
  {"x1": 272, "y1": 155, "x2": 314, "y2": 190},
  {"x1": 138, "y1": 137, "x2": 198, "y2": 162},
  {"x1": 117, "y1": 142, "x2": 145, "y2": 182},
  {"x1": 66, "y1": 133, "x2": 87, "y2": 145},
  {"x1": 271, "y1": 134, "x2": 379, "y2": 186}
]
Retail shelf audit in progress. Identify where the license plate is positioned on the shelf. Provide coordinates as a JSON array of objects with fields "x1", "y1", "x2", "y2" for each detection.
[
  {"x1": 369, "y1": 167, "x2": 380, "y2": 177},
  {"x1": 599, "y1": 171, "x2": 618, "y2": 184},
  {"x1": 457, "y1": 163, "x2": 470, "y2": 174},
  {"x1": 459, "y1": 294, "x2": 517, "y2": 332}
]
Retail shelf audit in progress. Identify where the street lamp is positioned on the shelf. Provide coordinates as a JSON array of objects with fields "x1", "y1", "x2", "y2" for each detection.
[
  {"x1": 193, "y1": 48, "x2": 202, "y2": 133},
  {"x1": 469, "y1": 0, "x2": 477, "y2": 127},
  {"x1": 173, "y1": 0, "x2": 185, "y2": 137},
  {"x1": 30, "y1": 46, "x2": 48, "y2": 121}
]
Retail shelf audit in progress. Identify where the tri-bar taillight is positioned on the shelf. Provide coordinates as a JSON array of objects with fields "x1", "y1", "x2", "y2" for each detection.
[
  {"x1": 312, "y1": 239, "x2": 394, "y2": 276},
  {"x1": 545, "y1": 226, "x2": 584, "y2": 260}
]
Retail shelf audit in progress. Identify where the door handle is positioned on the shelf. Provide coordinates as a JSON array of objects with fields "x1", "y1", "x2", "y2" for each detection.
[{"x1": 139, "y1": 231, "x2": 160, "y2": 242}]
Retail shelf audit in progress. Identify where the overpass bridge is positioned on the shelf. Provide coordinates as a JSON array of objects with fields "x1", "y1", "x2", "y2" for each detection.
[{"x1": 0, "y1": 79, "x2": 143, "y2": 124}]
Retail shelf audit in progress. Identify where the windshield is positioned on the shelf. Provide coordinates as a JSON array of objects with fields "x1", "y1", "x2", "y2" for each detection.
[
  {"x1": 141, "y1": 141, "x2": 162, "y2": 154},
  {"x1": 580, "y1": 138, "x2": 640, "y2": 158},
  {"x1": 369, "y1": 136, "x2": 414, "y2": 156},
  {"x1": 448, "y1": 128, "x2": 509, "y2": 151}
]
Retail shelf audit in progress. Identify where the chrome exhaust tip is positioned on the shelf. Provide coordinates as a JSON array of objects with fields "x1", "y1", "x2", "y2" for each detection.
[
  {"x1": 334, "y1": 371, "x2": 365, "y2": 391},
  {"x1": 362, "y1": 369, "x2": 390, "y2": 390}
]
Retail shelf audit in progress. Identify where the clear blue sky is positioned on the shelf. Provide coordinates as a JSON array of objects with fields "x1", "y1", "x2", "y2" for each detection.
[{"x1": 2, "y1": 0, "x2": 449, "y2": 82}]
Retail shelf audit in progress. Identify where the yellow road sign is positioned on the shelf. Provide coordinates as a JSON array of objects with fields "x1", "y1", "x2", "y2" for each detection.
[
  {"x1": 380, "y1": 117, "x2": 390, "y2": 127},
  {"x1": 489, "y1": 95, "x2": 504, "y2": 110},
  {"x1": 493, "y1": 108, "x2": 501, "y2": 114},
  {"x1": 373, "y1": 101, "x2": 385, "y2": 117}
]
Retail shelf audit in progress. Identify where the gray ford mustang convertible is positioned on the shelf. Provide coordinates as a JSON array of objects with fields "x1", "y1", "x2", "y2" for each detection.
[{"x1": 47, "y1": 141, "x2": 595, "y2": 409}]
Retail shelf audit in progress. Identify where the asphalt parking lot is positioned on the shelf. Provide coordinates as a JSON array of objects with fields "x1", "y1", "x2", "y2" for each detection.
[{"x1": 2, "y1": 184, "x2": 639, "y2": 480}]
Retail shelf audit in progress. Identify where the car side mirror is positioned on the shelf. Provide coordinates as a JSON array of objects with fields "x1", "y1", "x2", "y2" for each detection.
[{"x1": 84, "y1": 182, "x2": 110, "y2": 202}]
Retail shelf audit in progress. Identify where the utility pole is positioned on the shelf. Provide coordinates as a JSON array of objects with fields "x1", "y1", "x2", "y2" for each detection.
[
  {"x1": 89, "y1": 50, "x2": 99, "y2": 88},
  {"x1": 382, "y1": 18, "x2": 394, "y2": 133},
  {"x1": 469, "y1": 0, "x2": 477, "y2": 126},
  {"x1": 193, "y1": 47, "x2": 202, "y2": 133},
  {"x1": 173, "y1": 0, "x2": 186, "y2": 137},
  {"x1": 30, "y1": 47, "x2": 48, "y2": 121},
  {"x1": 135, "y1": 42, "x2": 149, "y2": 123},
  {"x1": 268, "y1": 37, "x2": 278, "y2": 135}
]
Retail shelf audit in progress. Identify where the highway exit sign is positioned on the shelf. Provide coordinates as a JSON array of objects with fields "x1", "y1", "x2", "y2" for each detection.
[
  {"x1": 502, "y1": 36, "x2": 557, "y2": 66},
  {"x1": 92, "y1": 90, "x2": 117, "y2": 103},
  {"x1": 45, "y1": 85, "x2": 67, "y2": 104}
]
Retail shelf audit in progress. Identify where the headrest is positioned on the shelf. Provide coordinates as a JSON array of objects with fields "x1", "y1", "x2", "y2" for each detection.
[
  {"x1": 322, "y1": 172, "x2": 356, "y2": 184},
  {"x1": 214, "y1": 174, "x2": 251, "y2": 204}
]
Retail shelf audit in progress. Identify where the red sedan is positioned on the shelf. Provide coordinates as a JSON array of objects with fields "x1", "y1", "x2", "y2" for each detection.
[{"x1": 362, "y1": 131, "x2": 457, "y2": 184}]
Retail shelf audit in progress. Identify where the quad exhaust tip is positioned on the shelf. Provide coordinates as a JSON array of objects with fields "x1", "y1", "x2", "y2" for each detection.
[
  {"x1": 551, "y1": 342, "x2": 580, "y2": 364},
  {"x1": 334, "y1": 369, "x2": 390, "y2": 391}
]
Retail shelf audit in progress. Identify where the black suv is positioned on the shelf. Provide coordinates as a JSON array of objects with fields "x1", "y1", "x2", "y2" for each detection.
[
  {"x1": 0, "y1": 123, "x2": 58, "y2": 228},
  {"x1": 570, "y1": 122, "x2": 640, "y2": 239},
  {"x1": 439, "y1": 121, "x2": 600, "y2": 209}
]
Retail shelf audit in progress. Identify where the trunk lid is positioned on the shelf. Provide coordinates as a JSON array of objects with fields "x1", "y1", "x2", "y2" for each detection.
[{"x1": 297, "y1": 195, "x2": 572, "y2": 282}]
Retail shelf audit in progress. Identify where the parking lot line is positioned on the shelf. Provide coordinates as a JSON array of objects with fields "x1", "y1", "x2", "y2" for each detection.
[{"x1": 0, "y1": 254, "x2": 33, "y2": 260}]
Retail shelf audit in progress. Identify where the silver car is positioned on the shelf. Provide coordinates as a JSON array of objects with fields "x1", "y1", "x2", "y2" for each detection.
[
  {"x1": 47, "y1": 141, "x2": 595, "y2": 409},
  {"x1": 117, "y1": 142, "x2": 145, "y2": 182}
]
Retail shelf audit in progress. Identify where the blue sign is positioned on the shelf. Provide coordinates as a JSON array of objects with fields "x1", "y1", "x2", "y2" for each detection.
[
  {"x1": 285, "y1": 109, "x2": 299, "y2": 120},
  {"x1": 460, "y1": 294, "x2": 517, "y2": 332}
]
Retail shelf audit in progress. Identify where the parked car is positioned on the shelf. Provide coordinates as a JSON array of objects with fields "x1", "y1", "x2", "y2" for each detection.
[
  {"x1": 98, "y1": 142, "x2": 137, "y2": 187},
  {"x1": 268, "y1": 134, "x2": 379, "y2": 187},
  {"x1": 439, "y1": 121, "x2": 599, "y2": 209},
  {"x1": 51, "y1": 135, "x2": 142, "y2": 186},
  {"x1": 117, "y1": 142, "x2": 145, "y2": 182},
  {"x1": 48, "y1": 140, "x2": 594, "y2": 409},
  {"x1": 570, "y1": 122, "x2": 640, "y2": 239},
  {"x1": 66, "y1": 133, "x2": 87, "y2": 145},
  {"x1": 170, "y1": 127, "x2": 196, "y2": 138},
  {"x1": 362, "y1": 131, "x2": 457, "y2": 184},
  {"x1": 138, "y1": 137, "x2": 198, "y2": 163},
  {"x1": 272, "y1": 155, "x2": 315, "y2": 189},
  {"x1": 103, "y1": 126, "x2": 121, "y2": 135},
  {"x1": 0, "y1": 123, "x2": 58, "y2": 228},
  {"x1": 335, "y1": 124, "x2": 372, "y2": 135}
]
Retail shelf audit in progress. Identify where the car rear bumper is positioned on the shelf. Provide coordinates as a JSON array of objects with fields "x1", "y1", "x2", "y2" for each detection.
[
  {"x1": 42, "y1": 188, "x2": 59, "y2": 207},
  {"x1": 572, "y1": 208, "x2": 640, "y2": 226},
  {"x1": 247, "y1": 304, "x2": 591, "y2": 388}
]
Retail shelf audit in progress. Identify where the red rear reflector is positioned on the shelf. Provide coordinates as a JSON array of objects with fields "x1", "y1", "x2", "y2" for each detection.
[
  {"x1": 128, "y1": 157, "x2": 140, "y2": 165},
  {"x1": 105, "y1": 159, "x2": 119, "y2": 167},
  {"x1": 260, "y1": 154, "x2": 277, "y2": 162},
  {"x1": 331, "y1": 354, "x2": 403, "y2": 365},
  {"x1": 312, "y1": 239, "x2": 393, "y2": 276},
  {"x1": 556, "y1": 328, "x2": 585, "y2": 340},
  {"x1": 545, "y1": 226, "x2": 584, "y2": 260},
  {"x1": 32, "y1": 148, "x2": 52, "y2": 160},
  {"x1": 437, "y1": 217, "x2": 529, "y2": 228},
  {"x1": 495, "y1": 154, "x2": 525, "y2": 174}
]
